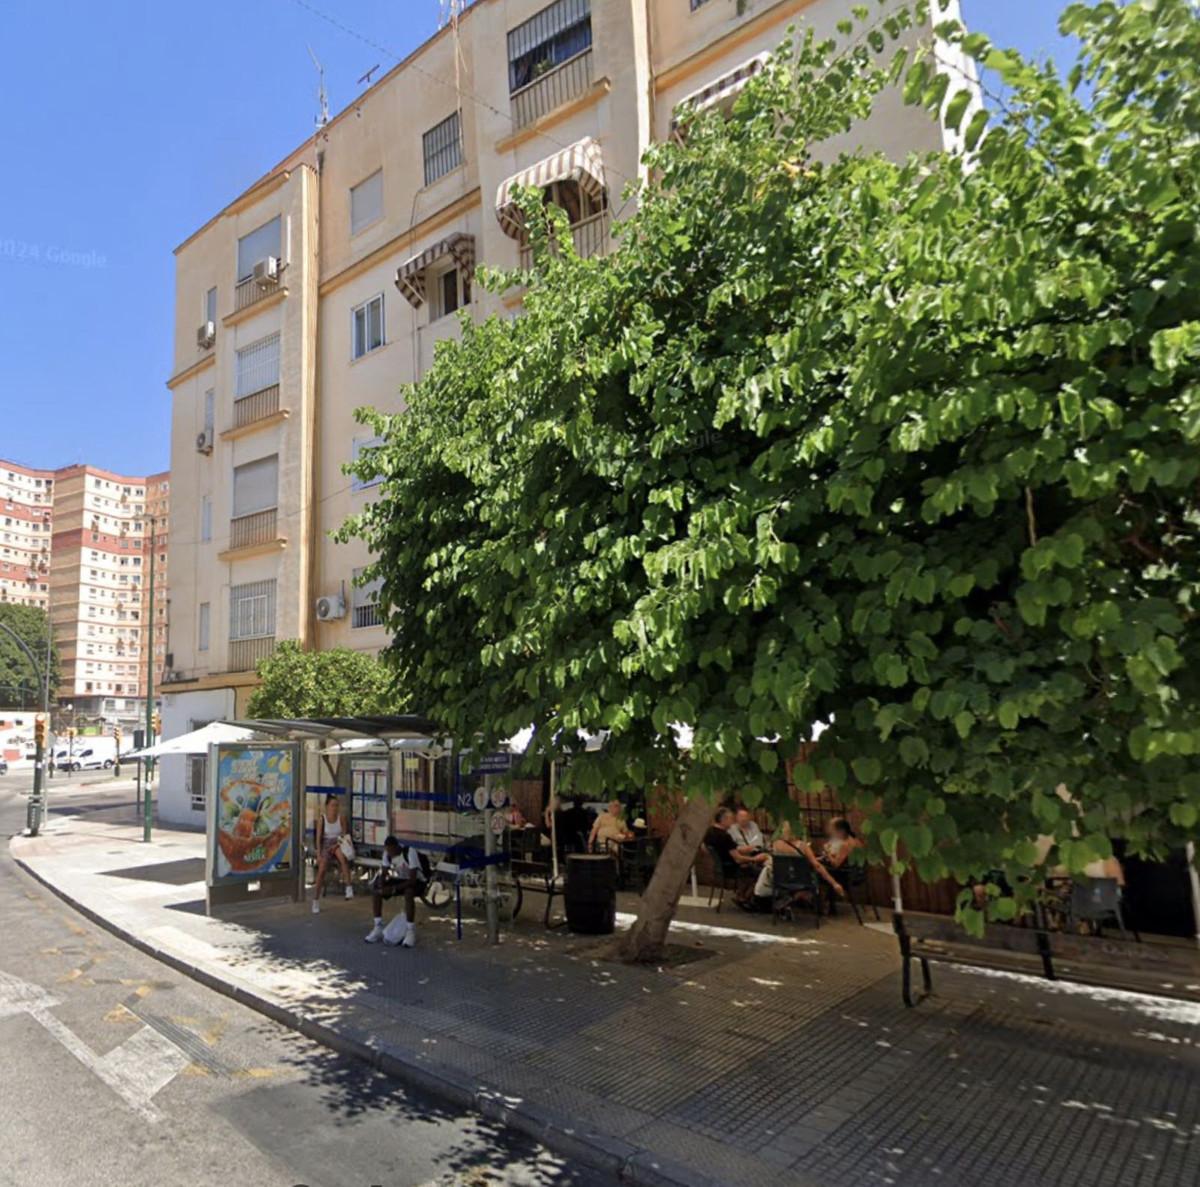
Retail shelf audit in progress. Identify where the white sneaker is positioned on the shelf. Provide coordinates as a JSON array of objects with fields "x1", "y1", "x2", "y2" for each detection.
[
  {"x1": 344, "y1": 885, "x2": 354, "y2": 900},
  {"x1": 311, "y1": 899, "x2": 320, "y2": 914},
  {"x1": 364, "y1": 922, "x2": 384, "y2": 943},
  {"x1": 401, "y1": 923, "x2": 416, "y2": 948}
]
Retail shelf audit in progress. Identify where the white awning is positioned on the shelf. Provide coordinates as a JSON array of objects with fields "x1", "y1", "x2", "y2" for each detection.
[
  {"x1": 671, "y1": 51, "x2": 770, "y2": 133},
  {"x1": 495, "y1": 136, "x2": 606, "y2": 240},
  {"x1": 127, "y1": 721, "x2": 258, "y2": 759},
  {"x1": 394, "y1": 232, "x2": 476, "y2": 308}
]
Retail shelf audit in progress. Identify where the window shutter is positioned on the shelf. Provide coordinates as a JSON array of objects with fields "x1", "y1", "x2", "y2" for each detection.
[
  {"x1": 236, "y1": 216, "x2": 282, "y2": 281},
  {"x1": 232, "y1": 455, "x2": 278, "y2": 518},
  {"x1": 351, "y1": 171, "x2": 383, "y2": 235}
]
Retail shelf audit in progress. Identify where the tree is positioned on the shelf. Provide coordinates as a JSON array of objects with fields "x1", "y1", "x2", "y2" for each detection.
[
  {"x1": 245, "y1": 641, "x2": 397, "y2": 719},
  {"x1": 343, "y1": 0, "x2": 1200, "y2": 959},
  {"x1": 0, "y1": 604, "x2": 58, "y2": 709}
]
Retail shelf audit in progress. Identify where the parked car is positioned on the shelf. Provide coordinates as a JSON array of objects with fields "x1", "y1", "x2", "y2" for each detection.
[{"x1": 0, "y1": 756, "x2": 8, "y2": 775}]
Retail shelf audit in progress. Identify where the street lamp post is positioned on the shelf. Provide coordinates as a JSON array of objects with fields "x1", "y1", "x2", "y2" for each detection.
[
  {"x1": 143, "y1": 517, "x2": 157, "y2": 843},
  {"x1": 0, "y1": 621, "x2": 49, "y2": 835}
]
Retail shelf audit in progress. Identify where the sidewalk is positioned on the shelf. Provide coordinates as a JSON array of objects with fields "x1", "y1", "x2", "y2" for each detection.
[{"x1": 12, "y1": 808, "x2": 1200, "y2": 1187}]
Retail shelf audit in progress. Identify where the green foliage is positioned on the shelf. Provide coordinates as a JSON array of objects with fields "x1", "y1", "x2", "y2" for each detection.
[
  {"x1": 0, "y1": 604, "x2": 58, "y2": 707},
  {"x1": 245, "y1": 641, "x2": 397, "y2": 719},
  {"x1": 343, "y1": 1, "x2": 1200, "y2": 918}
]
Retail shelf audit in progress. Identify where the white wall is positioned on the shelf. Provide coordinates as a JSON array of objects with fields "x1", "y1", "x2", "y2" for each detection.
[{"x1": 157, "y1": 686, "x2": 235, "y2": 826}]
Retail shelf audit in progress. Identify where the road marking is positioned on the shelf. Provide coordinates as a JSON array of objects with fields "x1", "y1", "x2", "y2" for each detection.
[{"x1": 0, "y1": 969, "x2": 190, "y2": 1123}]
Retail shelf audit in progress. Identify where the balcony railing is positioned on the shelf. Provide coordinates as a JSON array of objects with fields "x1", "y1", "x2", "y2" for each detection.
[
  {"x1": 234, "y1": 272, "x2": 282, "y2": 314},
  {"x1": 228, "y1": 635, "x2": 275, "y2": 673},
  {"x1": 510, "y1": 48, "x2": 593, "y2": 130},
  {"x1": 232, "y1": 384, "x2": 280, "y2": 429},
  {"x1": 228, "y1": 507, "x2": 278, "y2": 551},
  {"x1": 519, "y1": 209, "x2": 611, "y2": 269}
]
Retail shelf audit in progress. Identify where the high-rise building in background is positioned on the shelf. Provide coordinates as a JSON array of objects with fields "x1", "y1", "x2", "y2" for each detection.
[
  {"x1": 0, "y1": 457, "x2": 170, "y2": 730},
  {"x1": 162, "y1": 0, "x2": 971, "y2": 823}
]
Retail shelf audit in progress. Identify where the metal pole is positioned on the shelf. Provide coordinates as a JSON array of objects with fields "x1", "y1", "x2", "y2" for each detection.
[
  {"x1": 43, "y1": 617, "x2": 52, "y2": 784},
  {"x1": 0, "y1": 622, "x2": 46, "y2": 835},
  {"x1": 483, "y1": 804, "x2": 499, "y2": 945},
  {"x1": 143, "y1": 517, "x2": 156, "y2": 843},
  {"x1": 1186, "y1": 841, "x2": 1200, "y2": 952}
]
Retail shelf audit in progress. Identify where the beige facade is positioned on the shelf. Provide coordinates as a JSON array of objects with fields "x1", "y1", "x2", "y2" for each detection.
[{"x1": 161, "y1": 0, "x2": 964, "y2": 819}]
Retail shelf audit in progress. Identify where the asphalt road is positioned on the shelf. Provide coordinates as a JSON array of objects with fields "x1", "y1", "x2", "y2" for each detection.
[{"x1": 0, "y1": 770, "x2": 606, "y2": 1187}]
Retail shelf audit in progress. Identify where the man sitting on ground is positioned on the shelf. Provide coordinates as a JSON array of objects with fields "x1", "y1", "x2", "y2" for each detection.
[
  {"x1": 365, "y1": 835, "x2": 424, "y2": 947},
  {"x1": 729, "y1": 807, "x2": 764, "y2": 851},
  {"x1": 705, "y1": 807, "x2": 769, "y2": 906}
]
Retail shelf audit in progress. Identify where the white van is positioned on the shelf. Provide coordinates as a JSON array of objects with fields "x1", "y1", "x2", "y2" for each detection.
[{"x1": 57, "y1": 737, "x2": 120, "y2": 771}]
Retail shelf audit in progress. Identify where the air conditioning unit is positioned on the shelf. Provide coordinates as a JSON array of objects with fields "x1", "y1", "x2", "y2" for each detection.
[
  {"x1": 252, "y1": 257, "x2": 279, "y2": 287},
  {"x1": 315, "y1": 593, "x2": 346, "y2": 622},
  {"x1": 197, "y1": 321, "x2": 216, "y2": 349},
  {"x1": 195, "y1": 428, "x2": 213, "y2": 454}
]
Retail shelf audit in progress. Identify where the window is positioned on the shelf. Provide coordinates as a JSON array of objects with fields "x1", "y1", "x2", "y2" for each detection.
[
  {"x1": 350, "y1": 170, "x2": 383, "y2": 236},
  {"x1": 236, "y1": 333, "x2": 280, "y2": 397},
  {"x1": 205, "y1": 286, "x2": 217, "y2": 325},
  {"x1": 352, "y1": 295, "x2": 385, "y2": 359},
  {"x1": 351, "y1": 436, "x2": 384, "y2": 492},
  {"x1": 203, "y1": 388, "x2": 215, "y2": 434},
  {"x1": 200, "y1": 495, "x2": 212, "y2": 543},
  {"x1": 232, "y1": 455, "x2": 278, "y2": 518},
  {"x1": 689, "y1": 0, "x2": 711, "y2": 8},
  {"x1": 188, "y1": 755, "x2": 208, "y2": 812},
  {"x1": 236, "y1": 216, "x2": 281, "y2": 282},
  {"x1": 438, "y1": 268, "x2": 461, "y2": 318},
  {"x1": 508, "y1": 0, "x2": 592, "y2": 93},
  {"x1": 352, "y1": 567, "x2": 383, "y2": 629},
  {"x1": 198, "y1": 602, "x2": 210, "y2": 652},
  {"x1": 422, "y1": 112, "x2": 462, "y2": 185},
  {"x1": 229, "y1": 579, "x2": 276, "y2": 640}
]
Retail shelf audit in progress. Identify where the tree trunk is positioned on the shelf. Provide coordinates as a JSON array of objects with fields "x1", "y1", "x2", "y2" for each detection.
[{"x1": 617, "y1": 792, "x2": 713, "y2": 963}]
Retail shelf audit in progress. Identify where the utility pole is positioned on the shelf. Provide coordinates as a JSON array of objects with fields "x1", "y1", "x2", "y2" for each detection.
[
  {"x1": 143, "y1": 517, "x2": 156, "y2": 843},
  {"x1": 0, "y1": 621, "x2": 48, "y2": 835},
  {"x1": 43, "y1": 618, "x2": 53, "y2": 783}
]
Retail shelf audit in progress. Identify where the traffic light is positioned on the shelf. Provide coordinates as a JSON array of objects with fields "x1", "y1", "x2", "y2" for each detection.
[
  {"x1": 113, "y1": 725, "x2": 122, "y2": 747},
  {"x1": 152, "y1": 711, "x2": 161, "y2": 736},
  {"x1": 34, "y1": 714, "x2": 47, "y2": 749}
]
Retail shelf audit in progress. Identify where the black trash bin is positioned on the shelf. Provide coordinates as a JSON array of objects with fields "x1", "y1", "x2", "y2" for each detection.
[{"x1": 565, "y1": 853, "x2": 617, "y2": 935}]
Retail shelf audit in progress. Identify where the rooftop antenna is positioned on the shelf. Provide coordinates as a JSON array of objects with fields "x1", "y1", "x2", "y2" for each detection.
[
  {"x1": 358, "y1": 64, "x2": 381, "y2": 87},
  {"x1": 307, "y1": 44, "x2": 329, "y2": 131}
]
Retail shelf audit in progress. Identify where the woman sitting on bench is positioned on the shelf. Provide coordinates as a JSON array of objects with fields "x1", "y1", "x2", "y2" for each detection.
[{"x1": 312, "y1": 793, "x2": 353, "y2": 913}]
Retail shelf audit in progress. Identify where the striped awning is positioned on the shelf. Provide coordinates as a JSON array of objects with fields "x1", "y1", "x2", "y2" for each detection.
[
  {"x1": 394, "y1": 232, "x2": 476, "y2": 308},
  {"x1": 671, "y1": 51, "x2": 771, "y2": 133},
  {"x1": 495, "y1": 136, "x2": 606, "y2": 240}
]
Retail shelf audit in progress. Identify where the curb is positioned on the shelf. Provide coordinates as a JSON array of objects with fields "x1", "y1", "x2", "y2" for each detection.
[{"x1": 10, "y1": 845, "x2": 732, "y2": 1187}]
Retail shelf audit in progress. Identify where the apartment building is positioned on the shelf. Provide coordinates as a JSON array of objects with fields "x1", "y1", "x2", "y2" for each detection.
[
  {"x1": 0, "y1": 459, "x2": 171, "y2": 729},
  {"x1": 47, "y1": 465, "x2": 171, "y2": 728},
  {"x1": 162, "y1": 0, "x2": 967, "y2": 823},
  {"x1": 0, "y1": 461, "x2": 55, "y2": 610}
]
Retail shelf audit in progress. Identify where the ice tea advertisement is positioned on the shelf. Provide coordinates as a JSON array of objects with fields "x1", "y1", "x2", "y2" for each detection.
[{"x1": 212, "y1": 745, "x2": 296, "y2": 880}]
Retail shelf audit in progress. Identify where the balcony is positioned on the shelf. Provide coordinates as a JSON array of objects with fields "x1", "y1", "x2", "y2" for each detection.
[
  {"x1": 234, "y1": 272, "x2": 282, "y2": 315},
  {"x1": 511, "y1": 48, "x2": 593, "y2": 130},
  {"x1": 228, "y1": 636, "x2": 275, "y2": 673},
  {"x1": 232, "y1": 384, "x2": 280, "y2": 429},
  {"x1": 519, "y1": 209, "x2": 610, "y2": 269},
  {"x1": 228, "y1": 508, "x2": 278, "y2": 551}
]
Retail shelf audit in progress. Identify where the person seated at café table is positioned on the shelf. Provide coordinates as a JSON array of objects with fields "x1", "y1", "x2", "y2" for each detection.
[
  {"x1": 556, "y1": 796, "x2": 594, "y2": 854},
  {"x1": 364, "y1": 835, "x2": 424, "y2": 948},
  {"x1": 754, "y1": 820, "x2": 845, "y2": 906},
  {"x1": 505, "y1": 801, "x2": 528, "y2": 829},
  {"x1": 590, "y1": 799, "x2": 634, "y2": 853},
  {"x1": 729, "y1": 807, "x2": 764, "y2": 851},
  {"x1": 706, "y1": 807, "x2": 769, "y2": 906}
]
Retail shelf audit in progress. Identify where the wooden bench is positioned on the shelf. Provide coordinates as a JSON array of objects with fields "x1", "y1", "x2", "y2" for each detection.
[{"x1": 894, "y1": 908, "x2": 1195, "y2": 1007}]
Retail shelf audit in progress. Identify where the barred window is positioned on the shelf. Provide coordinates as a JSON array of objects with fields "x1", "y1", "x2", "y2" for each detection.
[
  {"x1": 507, "y1": 0, "x2": 591, "y2": 93},
  {"x1": 229, "y1": 579, "x2": 276, "y2": 641},
  {"x1": 352, "y1": 567, "x2": 383, "y2": 629},
  {"x1": 422, "y1": 112, "x2": 462, "y2": 186},
  {"x1": 235, "y1": 333, "x2": 280, "y2": 398}
]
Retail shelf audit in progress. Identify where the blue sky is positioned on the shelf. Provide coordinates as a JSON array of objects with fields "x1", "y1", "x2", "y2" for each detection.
[{"x1": 0, "y1": 0, "x2": 1077, "y2": 477}]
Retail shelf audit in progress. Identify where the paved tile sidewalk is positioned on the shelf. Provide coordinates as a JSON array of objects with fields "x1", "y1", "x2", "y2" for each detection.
[{"x1": 11, "y1": 808, "x2": 1200, "y2": 1187}]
